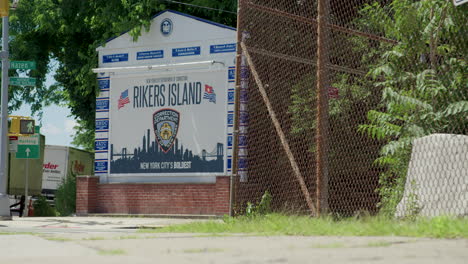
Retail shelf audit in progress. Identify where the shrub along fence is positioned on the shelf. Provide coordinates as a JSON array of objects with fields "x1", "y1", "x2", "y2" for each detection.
[{"x1": 232, "y1": 0, "x2": 467, "y2": 217}]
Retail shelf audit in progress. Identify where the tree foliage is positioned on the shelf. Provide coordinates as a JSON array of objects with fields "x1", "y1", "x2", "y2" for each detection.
[
  {"x1": 7, "y1": 0, "x2": 236, "y2": 150},
  {"x1": 357, "y1": 0, "x2": 467, "y2": 216},
  {"x1": 288, "y1": 0, "x2": 467, "y2": 216}
]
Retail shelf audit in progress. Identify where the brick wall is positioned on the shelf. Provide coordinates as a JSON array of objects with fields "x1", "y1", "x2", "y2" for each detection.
[
  {"x1": 76, "y1": 176, "x2": 231, "y2": 216},
  {"x1": 76, "y1": 176, "x2": 99, "y2": 215}
]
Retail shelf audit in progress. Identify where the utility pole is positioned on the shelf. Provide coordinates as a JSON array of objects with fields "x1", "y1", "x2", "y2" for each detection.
[{"x1": 0, "y1": 0, "x2": 11, "y2": 220}]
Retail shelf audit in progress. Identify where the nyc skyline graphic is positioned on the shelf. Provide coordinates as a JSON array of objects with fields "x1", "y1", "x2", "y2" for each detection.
[{"x1": 110, "y1": 128, "x2": 224, "y2": 174}]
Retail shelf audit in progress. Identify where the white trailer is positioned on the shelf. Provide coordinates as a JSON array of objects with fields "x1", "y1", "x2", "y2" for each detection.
[{"x1": 42, "y1": 145, "x2": 94, "y2": 194}]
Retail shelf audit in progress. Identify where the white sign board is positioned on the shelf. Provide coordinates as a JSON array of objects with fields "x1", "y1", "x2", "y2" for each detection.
[
  {"x1": 454, "y1": 0, "x2": 468, "y2": 6},
  {"x1": 109, "y1": 70, "x2": 228, "y2": 176},
  {"x1": 9, "y1": 139, "x2": 18, "y2": 153},
  {"x1": 94, "y1": 10, "x2": 237, "y2": 182}
]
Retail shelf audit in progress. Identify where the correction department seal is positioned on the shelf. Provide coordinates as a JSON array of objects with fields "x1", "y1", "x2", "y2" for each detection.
[
  {"x1": 160, "y1": 18, "x2": 173, "y2": 36},
  {"x1": 153, "y1": 109, "x2": 180, "y2": 153}
]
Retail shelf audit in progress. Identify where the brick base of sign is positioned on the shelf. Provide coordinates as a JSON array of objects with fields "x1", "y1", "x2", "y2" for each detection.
[{"x1": 76, "y1": 176, "x2": 231, "y2": 216}]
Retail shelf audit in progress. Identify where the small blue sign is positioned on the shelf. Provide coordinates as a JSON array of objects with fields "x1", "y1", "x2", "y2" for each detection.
[
  {"x1": 227, "y1": 112, "x2": 234, "y2": 127},
  {"x1": 103, "y1": 53, "x2": 128, "y2": 63},
  {"x1": 95, "y1": 160, "x2": 108, "y2": 173},
  {"x1": 137, "y1": 50, "x2": 164, "y2": 60},
  {"x1": 95, "y1": 140, "x2": 109, "y2": 152},
  {"x1": 96, "y1": 98, "x2": 109, "y2": 112},
  {"x1": 228, "y1": 91, "x2": 235, "y2": 105},
  {"x1": 241, "y1": 66, "x2": 250, "y2": 80},
  {"x1": 240, "y1": 111, "x2": 248, "y2": 126},
  {"x1": 239, "y1": 134, "x2": 247, "y2": 147},
  {"x1": 228, "y1": 67, "x2": 235, "y2": 82},
  {"x1": 98, "y1": 79, "x2": 110, "y2": 91},
  {"x1": 238, "y1": 158, "x2": 247, "y2": 169},
  {"x1": 227, "y1": 134, "x2": 233, "y2": 148},
  {"x1": 172, "y1": 46, "x2": 201, "y2": 57},
  {"x1": 240, "y1": 90, "x2": 248, "y2": 103},
  {"x1": 210, "y1": 43, "x2": 236, "y2": 54},
  {"x1": 227, "y1": 158, "x2": 232, "y2": 170},
  {"x1": 96, "y1": 119, "x2": 109, "y2": 131}
]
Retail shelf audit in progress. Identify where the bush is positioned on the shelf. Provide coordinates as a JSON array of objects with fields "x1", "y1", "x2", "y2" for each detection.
[
  {"x1": 246, "y1": 191, "x2": 272, "y2": 217},
  {"x1": 33, "y1": 195, "x2": 56, "y2": 216},
  {"x1": 54, "y1": 174, "x2": 76, "y2": 216}
]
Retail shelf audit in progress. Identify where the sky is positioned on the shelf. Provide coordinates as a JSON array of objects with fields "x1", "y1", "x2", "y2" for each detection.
[{"x1": 11, "y1": 62, "x2": 78, "y2": 147}]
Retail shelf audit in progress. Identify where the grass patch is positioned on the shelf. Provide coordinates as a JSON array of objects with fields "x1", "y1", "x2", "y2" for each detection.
[
  {"x1": 98, "y1": 249, "x2": 126, "y2": 256},
  {"x1": 42, "y1": 237, "x2": 73, "y2": 242},
  {"x1": 365, "y1": 241, "x2": 393, "y2": 247},
  {"x1": 83, "y1": 237, "x2": 106, "y2": 241},
  {"x1": 139, "y1": 214, "x2": 468, "y2": 238},
  {"x1": 183, "y1": 248, "x2": 224, "y2": 253},
  {"x1": 0, "y1": 232, "x2": 37, "y2": 236},
  {"x1": 311, "y1": 242, "x2": 347, "y2": 248}
]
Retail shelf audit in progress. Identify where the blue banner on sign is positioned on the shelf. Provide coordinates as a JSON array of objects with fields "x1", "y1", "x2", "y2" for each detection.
[
  {"x1": 96, "y1": 99, "x2": 109, "y2": 112},
  {"x1": 172, "y1": 46, "x2": 201, "y2": 57},
  {"x1": 103, "y1": 53, "x2": 128, "y2": 63},
  {"x1": 239, "y1": 134, "x2": 247, "y2": 147},
  {"x1": 227, "y1": 135, "x2": 233, "y2": 148},
  {"x1": 228, "y1": 67, "x2": 235, "y2": 81},
  {"x1": 227, "y1": 112, "x2": 234, "y2": 127},
  {"x1": 96, "y1": 119, "x2": 109, "y2": 131},
  {"x1": 228, "y1": 91, "x2": 235, "y2": 104},
  {"x1": 95, "y1": 160, "x2": 108, "y2": 172},
  {"x1": 227, "y1": 158, "x2": 232, "y2": 170},
  {"x1": 210, "y1": 44, "x2": 236, "y2": 54},
  {"x1": 240, "y1": 111, "x2": 248, "y2": 125},
  {"x1": 240, "y1": 90, "x2": 248, "y2": 103},
  {"x1": 241, "y1": 66, "x2": 250, "y2": 80},
  {"x1": 95, "y1": 140, "x2": 109, "y2": 152},
  {"x1": 137, "y1": 50, "x2": 164, "y2": 60},
  {"x1": 238, "y1": 158, "x2": 247, "y2": 169},
  {"x1": 98, "y1": 79, "x2": 110, "y2": 91}
]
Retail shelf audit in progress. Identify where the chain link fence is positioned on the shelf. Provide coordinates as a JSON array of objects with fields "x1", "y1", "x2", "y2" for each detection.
[{"x1": 233, "y1": 0, "x2": 468, "y2": 217}]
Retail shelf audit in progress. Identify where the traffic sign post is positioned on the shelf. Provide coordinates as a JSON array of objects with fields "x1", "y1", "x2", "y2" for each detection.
[
  {"x1": 0, "y1": 2, "x2": 11, "y2": 219},
  {"x1": 16, "y1": 126, "x2": 40, "y2": 217}
]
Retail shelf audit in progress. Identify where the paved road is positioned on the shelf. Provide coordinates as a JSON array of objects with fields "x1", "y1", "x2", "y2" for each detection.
[{"x1": 0, "y1": 216, "x2": 467, "y2": 264}]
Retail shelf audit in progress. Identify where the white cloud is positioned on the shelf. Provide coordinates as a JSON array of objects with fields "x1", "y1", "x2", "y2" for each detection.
[
  {"x1": 64, "y1": 119, "x2": 78, "y2": 134},
  {"x1": 41, "y1": 123, "x2": 62, "y2": 136}
]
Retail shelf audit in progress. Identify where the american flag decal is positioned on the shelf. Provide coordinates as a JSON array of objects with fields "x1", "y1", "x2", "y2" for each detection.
[
  {"x1": 203, "y1": 84, "x2": 216, "y2": 103},
  {"x1": 118, "y1": 89, "x2": 130, "y2": 109}
]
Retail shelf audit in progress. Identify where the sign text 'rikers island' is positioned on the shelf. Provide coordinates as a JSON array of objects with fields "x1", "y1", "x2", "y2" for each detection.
[{"x1": 133, "y1": 81, "x2": 204, "y2": 108}]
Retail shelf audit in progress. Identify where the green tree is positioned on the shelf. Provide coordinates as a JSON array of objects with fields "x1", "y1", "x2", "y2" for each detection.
[
  {"x1": 7, "y1": 0, "x2": 236, "y2": 148},
  {"x1": 358, "y1": 0, "x2": 468, "y2": 216},
  {"x1": 288, "y1": 0, "x2": 467, "y2": 216}
]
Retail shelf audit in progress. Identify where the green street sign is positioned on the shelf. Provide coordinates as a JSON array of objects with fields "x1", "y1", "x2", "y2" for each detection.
[
  {"x1": 16, "y1": 128, "x2": 40, "y2": 159},
  {"x1": 10, "y1": 61, "x2": 36, "y2": 70},
  {"x1": 16, "y1": 145, "x2": 40, "y2": 159},
  {"x1": 10, "y1": 77, "x2": 36, "y2": 86}
]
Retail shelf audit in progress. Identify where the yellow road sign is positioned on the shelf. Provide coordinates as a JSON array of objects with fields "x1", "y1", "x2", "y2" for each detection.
[{"x1": 0, "y1": 0, "x2": 9, "y2": 17}]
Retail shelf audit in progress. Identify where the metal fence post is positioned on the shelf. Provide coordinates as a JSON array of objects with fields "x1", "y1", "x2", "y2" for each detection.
[{"x1": 315, "y1": 0, "x2": 330, "y2": 216}]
